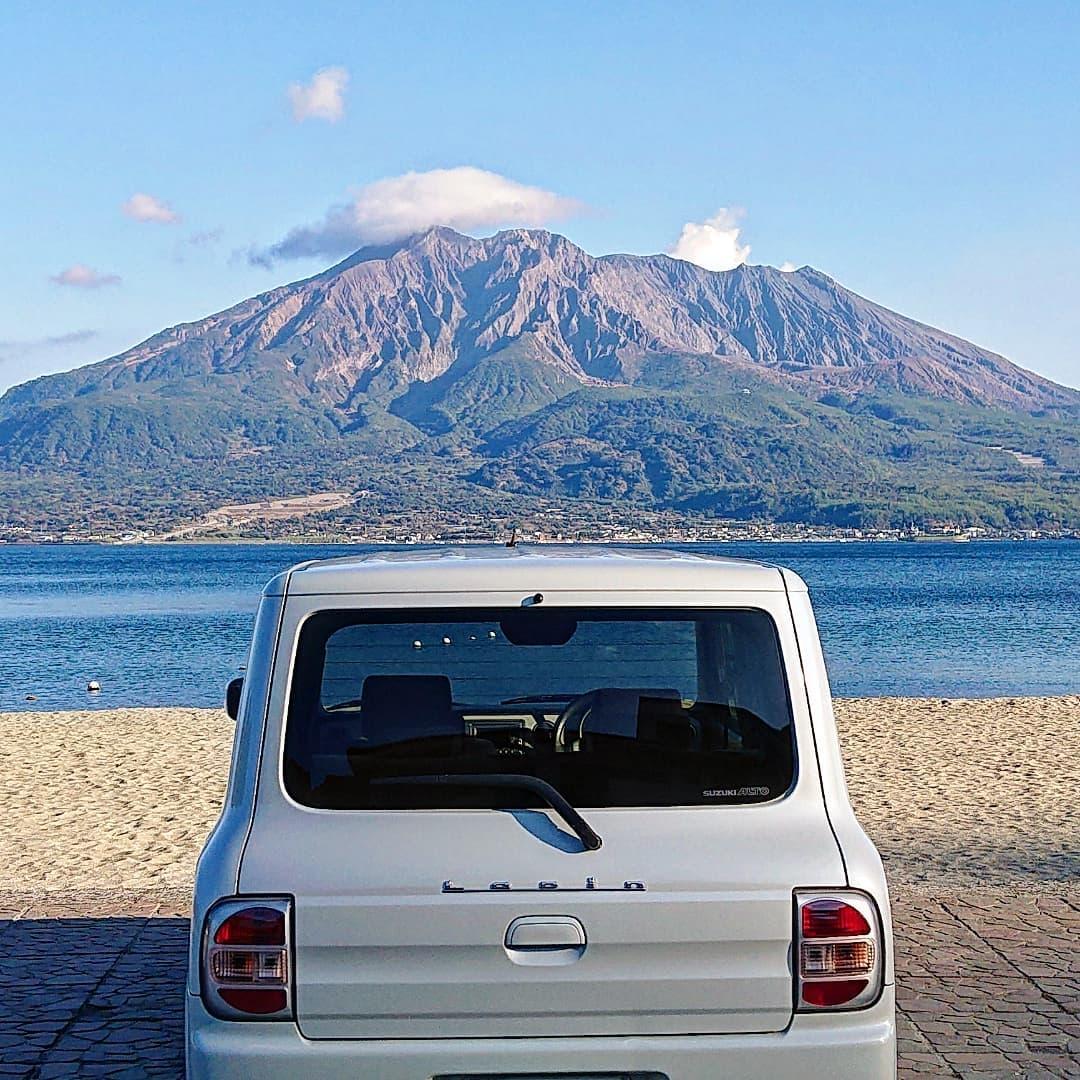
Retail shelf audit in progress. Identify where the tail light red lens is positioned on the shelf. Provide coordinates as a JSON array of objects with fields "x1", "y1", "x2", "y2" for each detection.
[
  {"x1": 213, "y1": 906, "x2": 285, "y2": 946},
  {"x1": 795, "y1": 891, "x2": 883, "y2": 1011},
  {"x1": 218, "y1": 987, "x2": 288, "y2": 1014},
  {"x1": 801, "y1": 899, "x2": 871, "y2": 938},
  {"x1": 202, "y1": 898, "x2": 292, "y2": 1021},
  {"x1": 802, "y1": 979, "x2": 871, "y2": 1007}
]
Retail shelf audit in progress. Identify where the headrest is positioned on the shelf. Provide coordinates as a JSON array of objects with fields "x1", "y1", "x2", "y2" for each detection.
[
  {"x1": 579, "y1": 687, "x2": 681, "y2": 739},
  {"x1": 359, "y1": 674, "x2": 460, "y2": 746}
]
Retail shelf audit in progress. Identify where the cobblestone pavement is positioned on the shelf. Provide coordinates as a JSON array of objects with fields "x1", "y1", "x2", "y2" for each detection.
[
  {"x1": 0, "y1": 889, "x2": 1075, "y2": 1078},
  {"x1": 0, "y1": 892, "x2": 187, "y2": 1078}
]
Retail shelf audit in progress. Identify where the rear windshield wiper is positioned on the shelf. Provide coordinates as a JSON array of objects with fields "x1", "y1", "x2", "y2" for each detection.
[
  {"x1": 372, "y1": 773, "x2": 602, "y2": 851},
  {"x1": 501, "y1": 694, "x2": 579, "y2": 704}
]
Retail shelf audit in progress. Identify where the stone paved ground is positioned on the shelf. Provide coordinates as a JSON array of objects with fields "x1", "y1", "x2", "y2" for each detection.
[
  {"x1": 0, "y1": 889, "x2": 1076, "y2": 1078},
  {"x1": 891, "y1": 893, "x2": 1078, "y2": 1077}
]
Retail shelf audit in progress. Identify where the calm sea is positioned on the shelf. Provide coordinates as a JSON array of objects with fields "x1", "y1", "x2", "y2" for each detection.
[{"x1": 0, "y1": 541, "x2": 1076, "y2": 711}]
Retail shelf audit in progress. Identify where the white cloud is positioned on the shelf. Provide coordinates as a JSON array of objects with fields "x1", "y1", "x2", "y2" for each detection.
[
  {"x1": 779, "y1": 261, "x2": 797, "y2": 273},
  {"x1": 252, "y1": 166, "x2": 583, "y2": 265},
  {"x1": 289, "y1": 66, "x2": 348, "y2": 122},
  {"x1": 0, "y1": 329, "x2": 97, "y2": 359},
  {"x1": 172, "y1": 228, "x2": 225, "y2": 264},
  {"x1": 188, "y1": 227, "x2": 223, "y2": 247},
  {"x1": 668, "y1": 208, "x2": 750, "y2": 271},
  {"x1": 122, "y1": 192, "x2": 181, "y2": 224},
  {"x1": 50, "y1": 264, "x2": 121, "y2": 288}
]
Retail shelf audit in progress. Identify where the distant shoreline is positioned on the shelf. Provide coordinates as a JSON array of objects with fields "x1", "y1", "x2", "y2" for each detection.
[
  {"x1": 5, "y1": 692, "x2": 1079, "y2": 718},
  {"x1": 2, "y1": 534, "x2": 1077, "y2": 547}
]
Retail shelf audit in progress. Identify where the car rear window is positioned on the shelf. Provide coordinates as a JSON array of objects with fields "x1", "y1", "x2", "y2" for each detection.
[{"x1": 283, "y1": 607, "x2": 795, "y2": 810}]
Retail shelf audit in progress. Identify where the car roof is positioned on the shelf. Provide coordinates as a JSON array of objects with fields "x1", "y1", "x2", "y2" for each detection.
[{"x1": 264, "y1": 545, "x2": 803, "y2": 596}]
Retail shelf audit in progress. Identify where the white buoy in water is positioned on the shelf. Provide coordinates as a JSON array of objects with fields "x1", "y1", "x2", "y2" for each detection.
[
  {"x1": 442, "y1": 636, "x2": 452, "y2": 645},
  {"x1": 488, "y1": 630, "x2": 497, "y2": 639},
  {"x1": 412, "y1": 640, "x2": 423, "y2": 649},
  {"x1": 87, "y1": 680, "x2": 101, "y2": 693}
]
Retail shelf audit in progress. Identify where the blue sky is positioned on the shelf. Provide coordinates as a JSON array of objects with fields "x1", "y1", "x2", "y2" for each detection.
[{"x1": 2, "y1": 0, "x2": 1078, "y2": 393}]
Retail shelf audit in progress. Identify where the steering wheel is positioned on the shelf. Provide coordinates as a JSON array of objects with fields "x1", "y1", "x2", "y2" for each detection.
[{"x1": 553, "y1": 691, "x2": 598, "y2": 751}]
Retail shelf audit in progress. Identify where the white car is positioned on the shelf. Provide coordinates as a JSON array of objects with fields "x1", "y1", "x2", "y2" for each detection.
[{"x1": 187, "y1": 547, "x2": 896, "y2": 1078}]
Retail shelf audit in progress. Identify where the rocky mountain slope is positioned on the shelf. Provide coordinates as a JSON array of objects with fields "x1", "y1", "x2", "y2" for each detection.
[{"x1": 1, "y1": 228, "x2": 1077, "y2": 533}]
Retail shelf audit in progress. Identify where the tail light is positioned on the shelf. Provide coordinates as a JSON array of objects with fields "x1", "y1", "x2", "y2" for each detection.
[
  {"x1": 794, "y1": 890, "x2": 883, "y2": 1010},
  {"x1": 201, "y1": 898, "x2": 292, "y2": 1020}
]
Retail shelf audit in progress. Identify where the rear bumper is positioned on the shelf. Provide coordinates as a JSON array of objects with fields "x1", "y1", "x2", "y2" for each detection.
[{"x1": 186, "y1": 984, "x2": 896, "y2": 1079}]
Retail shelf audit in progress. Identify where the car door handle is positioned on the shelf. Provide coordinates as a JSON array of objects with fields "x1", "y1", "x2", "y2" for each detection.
[
  {"x1": 505, "y1": 916, "x2": 586, "y2": 949},
  {"x1": 504, "y1": 916, "x2": 586, "y2": 965}
]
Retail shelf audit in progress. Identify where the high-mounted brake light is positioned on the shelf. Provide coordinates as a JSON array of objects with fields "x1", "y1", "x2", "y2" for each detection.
[
  {"x1": 202, "y1": 899, "x2": 292, "y2": 1020},
  {"x1": 794, "y1": 891, "x2": 883, "y2": 1011}
]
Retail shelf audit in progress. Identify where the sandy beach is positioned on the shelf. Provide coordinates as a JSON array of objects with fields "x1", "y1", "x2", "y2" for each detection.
[
  {"x1": 0, "y1": 697, "x2": 1077, "y2": 1076},
  {"x1": 0, "y1": 697, "x2": 1076, "y2": 895}
]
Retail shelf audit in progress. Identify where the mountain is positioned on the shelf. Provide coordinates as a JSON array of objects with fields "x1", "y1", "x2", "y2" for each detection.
[{"x1": 2, "y1": 227, "x2": 1078, "y2": 535}]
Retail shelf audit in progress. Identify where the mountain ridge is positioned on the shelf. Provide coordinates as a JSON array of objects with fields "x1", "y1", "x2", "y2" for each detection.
[
  {"x1": 1, "y1": 227, "x2": 1077, "y2": 534},
  {"x1": 6, "y1": 227, "x2": 1074, "y2": 411}
]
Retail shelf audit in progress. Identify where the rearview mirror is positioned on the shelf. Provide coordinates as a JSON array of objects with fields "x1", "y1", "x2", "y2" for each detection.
[
  {"x1": 225, "y1": 677, "x2": 243, "y2": 721},
  {"x1": 499, "y1": 612, "x2": 578, "y2": 646}
]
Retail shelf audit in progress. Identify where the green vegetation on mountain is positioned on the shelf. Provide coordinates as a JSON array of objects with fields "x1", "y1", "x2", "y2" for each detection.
[{"x1": 1, "y1": 228, "x2": 1077, "y2": 535}]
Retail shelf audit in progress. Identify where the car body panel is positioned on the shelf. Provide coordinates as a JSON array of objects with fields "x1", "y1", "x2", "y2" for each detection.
[
  {"x1": 236, "y1": 585, "x2": 840, "y2": 1039},
  {"x1": 187, "y1": 984, "x2": 897, "y2": 1080},
  {"x1": 187, "y1": 548, "x2": 894, "y2": 1075}
]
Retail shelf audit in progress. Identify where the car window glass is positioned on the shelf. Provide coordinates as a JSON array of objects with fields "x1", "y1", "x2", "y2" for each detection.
[{"x1": 283, "y1": 607, "x2": 795, "y2": 809}]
